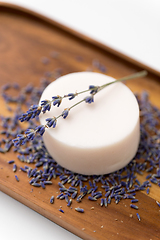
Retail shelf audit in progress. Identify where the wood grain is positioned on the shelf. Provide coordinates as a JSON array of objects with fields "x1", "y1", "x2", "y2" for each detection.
[{"x1": 0, "y1": 3, "x2": 160, "y2": 240}]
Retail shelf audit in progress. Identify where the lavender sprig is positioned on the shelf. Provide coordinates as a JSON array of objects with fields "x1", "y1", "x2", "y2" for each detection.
[
  {"x1": 18, "y1": 93, "x2": 78, "y2": 122},
  {"x1": 19, "y1": 71, "x2": 147, "y2": 122},
  {"x1": 19, "y1": 104, "x2": 42, "y2": 122},
  {"x1": 13, "y1": 70, "x2": 147, "y2": 146}
]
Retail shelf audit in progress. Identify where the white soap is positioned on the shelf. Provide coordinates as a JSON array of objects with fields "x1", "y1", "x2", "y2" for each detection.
[{"x1": 39, "y1": 72, "x2": 140, "y2": 175}]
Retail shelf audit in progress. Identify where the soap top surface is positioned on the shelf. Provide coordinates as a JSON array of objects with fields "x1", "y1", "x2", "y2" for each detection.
[{"x1": 39, "y1": 72, "x2": 139, "y2": 148}]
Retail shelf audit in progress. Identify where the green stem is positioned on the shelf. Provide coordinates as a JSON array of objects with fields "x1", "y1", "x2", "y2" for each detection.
[
  {"x1": 68, "y1": 70, "x2": 147, "y2": 96},
  {"x1": 50, "y1": 70, "x2": 147, "y2": 103},
  {"x1": 59, "y1": 70, "x2": 148, "y2": 115},
  {"x1": 99, "y1": 70, "x2": 147, "y2": 91},
  {"x1": 69, "y1": 99, "x2": 85, "y2": 110},
  {"x1": 76, "y1": 89, "x2": 91, "y2": 95}
]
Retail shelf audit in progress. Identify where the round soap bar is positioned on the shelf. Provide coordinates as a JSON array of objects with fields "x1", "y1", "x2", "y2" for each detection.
[{"x1": 39, "y1": 72, "x2": 140, "y2": 175}]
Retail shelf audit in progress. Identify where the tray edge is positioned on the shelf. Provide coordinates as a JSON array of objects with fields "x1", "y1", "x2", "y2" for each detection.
[{"x1": 0, "y1": 2, "x2": 159, "y2": 78}]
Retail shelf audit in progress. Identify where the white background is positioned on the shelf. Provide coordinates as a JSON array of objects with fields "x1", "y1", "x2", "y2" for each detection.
[{"x1": 0, "y1": 1, "x2": 160, "y2": 240}]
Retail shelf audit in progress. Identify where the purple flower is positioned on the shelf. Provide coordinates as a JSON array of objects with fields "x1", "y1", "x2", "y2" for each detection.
[
  {"x1": 52, "y1": 95, "x2": 62, "y2": 107},
  {"x1": 41, "y1": 56, "x2": 50, "y2": 65},
  {"x1": 12, "y1": 134, "x2": 28, "y2": 146},
  {"x1": 99, "y1": 64, "x2": 107, "y2": 73},
  {"x1": 19, "y1": 113, "x2": 31, "y2": 122},
  {"x1": 19, "y1": 105, "x2": 42, "y2": 122},
  {"x1": 84, "y1": 95, "x2": 94, "y2": 104},
  {"x1": 62, "y1": 108, "x2": 69, "y2": 119},
  {"x1": 67, "y1": 93, "x2": 76, "y2": 100},
  {"x1": 29, "y1": 105, "x2": 42, "y2": 118},
  {"x1": 1, "y1": 84, "x2": 11, "y2": 91},
  {"x1": 89, "y1": 85, "x2": 99, "y2": 94},
  {"x1": 41, "y1": 100, "x2": 51, "y2": 113},
  {"x1": 24, "y1": 83, "x2": 34, "y2": 93},
  {"x1": 35, "y1": 125, "x2": 45, "y2": 136},
  {"x1": 25, "y1": 129, "x2": 36, "y2": 140},
  {"x1": 46, "y1": 117, "x2": 57, "y2": 128}
]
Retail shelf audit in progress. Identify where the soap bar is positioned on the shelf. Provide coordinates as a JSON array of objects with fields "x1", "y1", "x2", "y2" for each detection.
[{"x1": 39, "y1": 72, "x2": 140, "y2": 175}]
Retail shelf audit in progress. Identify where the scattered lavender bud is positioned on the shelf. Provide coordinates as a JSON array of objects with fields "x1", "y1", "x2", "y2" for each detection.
[
  {"x1": 50, "y1": 51, "x2": 59, "y2": 59},
  {"x1": 136, "y1": 213, "x2": 141, "y2": 221},
  {"x1": 75, "y1": 56, "x2": 83, "y2": 62},
  {"x1": 104, "y1": 198, "x2": 108, "y2": 207},
  {"x1": 92, "y1": 59, "x2": 100, "y2": 68},
  {"x1": 156, "y1": 201, "x2": 160, "y2": 207},
  {"x1": 88, "y1": 196, "x2": 97, "y2": 201},
  {"x1": 15, "y1": 175, "x2": 19, "y2": 182},
  {"x1": 32, "y1": 183, "x2": 41, "y2": 187},
  {"x1": 67, "y1": 199, "x2": 72, "y2": 207},
  {"x1": 99, "y1": 64, "x2": 107, "y2": 73},
  {"x1": 41, "y1": 57, "x2": 50, "y2": 65},
  {"x1": 20, "y1": 167, "x2": 27, "y2": 172},
  {"x1": 13, "y1": 164, "x2": 17, "y2": 172},
  {"x1": 130, "y1": 204, "x2": 138, "y2": 210},
  {"x1": 75, "y1": 207, "x2": 84, "y2": 213},
  {"x1": 59, "y1": 209, "x2": 64, "y2": 213},
  {"x1": 100, "y1": 198, "x2": 104, "y2": 207},
  {"x1": 8, "y1": 160, "x2": 15, "y2": 164},
  {"x1": 131, "y1": 199, "x2": 139, "y2": 203},
  {"x1": 44, "y1": 181, "x2": 52, "y2": 185},
  {"x1": 50, "y1": 196, "x2": 54, "y2": 204}
]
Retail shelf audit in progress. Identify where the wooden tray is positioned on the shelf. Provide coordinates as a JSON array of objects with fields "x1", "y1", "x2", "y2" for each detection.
[{"x1": 0, "y1": 3, "x2": 160, "y2": 240}]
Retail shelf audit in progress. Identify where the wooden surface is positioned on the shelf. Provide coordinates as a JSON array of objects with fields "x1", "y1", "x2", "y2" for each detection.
[{"x1": 0, "y1": 3, "x2": 160, "y2": 240}]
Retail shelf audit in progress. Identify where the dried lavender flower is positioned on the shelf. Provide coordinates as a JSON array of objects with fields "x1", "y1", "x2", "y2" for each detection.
[
  {"x1": 35, "y1": 125, "x2": 46, "y2": 136},
  {"x1": 15, "y1": 175, "x2": 19, "y2": 182},
  {"x1": 89, "y1": 85, "x2": 99, "y2": 94},
  {"x1": 25, "y1": 129, "x2": 36, "y2": 140},
  {"x1": 41, "y1": 100, "x2": 51, "y2": 113},
  {"x1": 156, "y1": 201, "x2": 160, "y2": 207},
  {"x1": 62, "y1": 108, "x2": 70, "y2": 119},
  {"x1": 52, "y1": 95, "x2": 62, "y2": 107},
  {"x1": 67, "y1": 93, "x2": 77, "y2": 100},
  {"x1": 136, "y1": 213, "x2": 141, "y2": 221},
  {"x1": 50, "y1": 196, "x2": 54, "y2": 204},
  {"x1": 46, "y1": 117, "x2": 57, "y2": 128},
  {"x1": 75, "y1": 207, "x2": 84, "y2": 213},
  {"x1": 84, "y1": 94, "x2": 94, "y2": 104}
]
